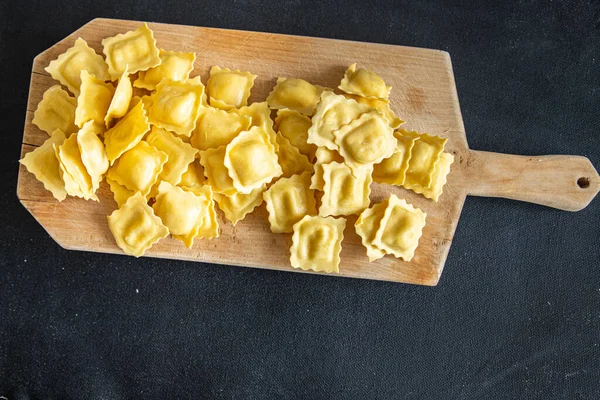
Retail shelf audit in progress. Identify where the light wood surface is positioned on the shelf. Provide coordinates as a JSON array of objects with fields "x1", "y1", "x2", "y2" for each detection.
[{"x1": 17, "y1": 18, "x2": 600, "y2": 285}]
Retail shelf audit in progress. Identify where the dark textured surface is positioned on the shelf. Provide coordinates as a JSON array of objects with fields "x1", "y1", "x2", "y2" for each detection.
[{"x1": 1, "y1": 1, "x2": 599, "y2": 399}]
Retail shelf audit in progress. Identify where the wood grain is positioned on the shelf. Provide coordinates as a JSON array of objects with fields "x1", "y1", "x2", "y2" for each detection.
[{"x1": 18, "y1": 18, "x2": 600, "y2": 285}]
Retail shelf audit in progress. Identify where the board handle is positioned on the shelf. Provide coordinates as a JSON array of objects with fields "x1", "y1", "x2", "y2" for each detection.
[{"x1": 464, "y1": 150, "x2": 600, "y2": 211}]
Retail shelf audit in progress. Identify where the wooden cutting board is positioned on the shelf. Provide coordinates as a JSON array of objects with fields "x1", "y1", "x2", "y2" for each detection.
[{"x1": 17, "y1": 18, "x2": 600, "y2": 285}]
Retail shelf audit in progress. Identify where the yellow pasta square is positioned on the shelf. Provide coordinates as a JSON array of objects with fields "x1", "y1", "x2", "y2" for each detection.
[
  {"x1": 213, "y1": 185, "x2": 265, "y2": 226},
  {"x1": 372, "y1": 132, "x2": 418, "y2": 186},
  {"x1": 190, "y1": 106, "x2": 252, "y2": 150},
  {"x1": 319, "y1": 162, "x2": 371, "y2": 217},
  {"x1": 275, "y1": 133, "x2": 313, "y2": 178},
  {"x1": 198, "y1": 146, "x2": 237, "y2": 196},
  {"x1": 338, "y1": 63, "x2": 391, "y2": 100},
  {"x1": 402, "y1": 130, "x2": 447, "y2": 189},
  {"x1": 134, "y1": 49, "x2": 196, "y2": 90},
  {"x1": 19, "y1": 129, "x2": 67, "y2": 201},
  {"x1": 32, "y1": 85, "x2": 78, "y2": 136},
  {"x1": 45, "y1": 37, "x2": 110, "y2": 96},
  {"x1": 107, "y1": 141, "x2": 168, "y2": 197},
  {"x1": 146, "y1": 126, "x2": 198, "y2": 186},
  {"x1": 372, "y1": 194, "x2": 427, "y2": 262},
  {"x1": 354, "y1": 198, "x2": 391, "y2": 262},
  {"x1": 224, "y1": 126, "x2": 282, "y2": 194},
  {"x1": 274, "y1": 109, "x2": 316, "y2": 161},
  {"x1": 101, "y1": 23, "x2": 161, "y2": 80},
  {"x1": 75, "y1": 70, "x2": 115, "y2": 128},
  {"x1": 307, "y1": 91, "x2": 371, "y2": 150},
  {"x1": 77, "y1": 121, "x2": 109, "y2": 194},
  {"x1": 107, "y1": 176, "x2": 135, "y2": 208},
  {"x1": 148, "y1": 79, "x2": 204, "y2": 137},
  {"x1": 264, "y1": 172, "x2": 316, "y2": 233},
  {"x1": 290, "y1": 215, "x2": 346, "y2": 273},
  {"x1": 178, "y1": 158, "x2": 206, "y2": 190},
  {"x1": 104, "y1": 100, "x2": 150, "y2": 164},
  {"x1": 54, "y1": 131, "x2": 96, "y2": 200},
  {"x1": 107, "y1": 192, "x2": 169, "y2": 257},
  {"x1": 405, "y1": 152, "x2": 454, "y2": 201},
  {"x1": 310, "y1": 147, "x2": 344, "y2": 191},
  {"x1": 266, "y1": 77, "x2": 327, "y2": 115},
  {"x1": 343, "y1": 94, "x2": 404, "y2": 129},
  {"x1": 206, "y1": 66, "x2": 257, "y2": 110},
  {"x1": 104, "y1": 67, "x2": 133, "y2": 127}
]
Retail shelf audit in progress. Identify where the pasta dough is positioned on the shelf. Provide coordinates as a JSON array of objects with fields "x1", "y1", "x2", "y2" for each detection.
[
  {"x1": 178, "y1": 159, "x2": 206, "y2": 190},
  {"x1": 77, "y1": 121, "x2": 109, "y2": 194},
  {"x1": 290, "y1": 215, "x2": 346, "y2": 273},
  {"x1": 307, "y1": 91, "x2": 371, "y2": 150},
  {"x1": 206, "y1": 66, "x2": 257, "y2": 110},
  {"x1": 32, "y1": 85, "x2": 78, "y2": 136},
  {"x1": 343, "y1": 94, "x2": 404, "y2": 129},
  {"x1": 198, "y1": 146, "x2": 237, "y2": 196},
  {"x1": 354, "y1": 198, "x2": 390, "y2": 262},
  {"x1": 224, "y1": 126, "x2": 282, "y2": 193},
  {"x1": 107, "y1": 176, "x2": 135, "y2": 207},
  {"x1": 101, "y1": 23, "x2": 161, "y2": 80},
  {"x1": 107, "y1": 192, "x2": 169, "y2": 257},
  {"x1": 266, "y1": 77, "x2": 327, "y2": 115},
  {"x1": 404, "y1": 152, "x2": 454, "y2": 201},
  {"x1": 75, "y1": 70, "x2": 115, "y2": 128},
  {"x1": 372, "y1": 194, "x2": 427, "y2": 262},
  {"x1": 213, "y1": 185, "x2": 265, "y2": 226},
  {"x1": 275, "y1": 133, "x2": 313, "y2": 178},
  {"x1": 107, "y1": 141, "x2": 168, "y2": 197},
  {"x1": 319, "y1": 162, "x2": 372, "y2": 217},
  {"x1": 104, "y1": 67, "x2": 132, "y2": 127},
  {"x1": 310, "y1": 147, "x2": 344, "y2": 191},
  {"x1": 45, "y1": 37, "x2": 110, "y2": 96},
  {"x1": 190, "y1": 106, "x2": 252, "y2": 150},
  {"x1": 274, "y1": 109, "x2": 316, "y2": 161},
  {"x1": 333, "y1": 110, "x2": 396, "y2": 170},
  {"x1": 19, "y1": 129, "x2": 67, "y2": 201},
  {"x1": 402, "y1": 131, "x2": 447, "y2": 189},
  {"x1": 146, "y1": 126, "x2": 198, "y2": 186},
  {"x1": 372, "y1": 132, "x2": 418, "y2": 186},
  {"x1": 148, "y1": 79, "x2": 205, "y2": 137},
  {"x1": 54, "y1": 131, "x2": 97, "y2": 200},
  {"x1": 104, "y1": 101, "x2": 150, "y2": 164},
  {"x1": 338, "y1": 63, "x2": 391, "y2": 99},
  {"x1": 134, "y1": 50, "x2": 196, "y2": 90},
  {"x1": 264, "y1": 172, "x2": 316, "y2": 233}
]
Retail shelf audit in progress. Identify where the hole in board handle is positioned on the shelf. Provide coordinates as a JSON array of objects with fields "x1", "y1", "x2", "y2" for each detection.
[{"x1": 577, "y1": 177, "x2": 590, "y2": 189}]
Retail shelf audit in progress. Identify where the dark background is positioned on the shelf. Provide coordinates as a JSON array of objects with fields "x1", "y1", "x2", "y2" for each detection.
[{"x1": 1, "y1": 0, "x2": 599, "y2": 399}]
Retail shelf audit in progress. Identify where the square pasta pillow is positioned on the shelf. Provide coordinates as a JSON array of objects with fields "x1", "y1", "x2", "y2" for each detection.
[
  {"x1": 319, "y1": 162, "x2": 371, "y2": 217},
  {"x1": 134, "y1": 50, "x2": 196, "y2": 90},
  {"x1": 198, "y1": 146, "x2": 237, "y2": 196},
  {"x1": 206, "y1": 66, "x2": 257, "y2": 110},
  {"x1": 274, "y1": 109, "x2": 316, "y2": 161},
  {"x1": 401, "y1": 130, "x2": 447, "y2": 189},
  {"x1": 104, "y1": 100, "x2": 150, "y2": 164},
  {"x1": 264, "y1": 172, "x2": 316, "y2": 233},
  {"x1": 372, "y1": 132, "x2": 418, "y2": 186},
  {"x1": 45, "y1": 37, "x2": 110, "y2": 96},
  {"x1": 76, "y1": 121, "x2": 109, "y2": 194},
  {"x1": 54, "y1": 131, "x2": 97, "y2": 201},
  {"x1": 290, "y1": 215, "x2": 346, "y2": 273},
  {"x1": 104, "y1": 67, "x2": 133, "y2": 127},
  {"x1": 74, "y1": 70, "x2": 115, "y2": 128},
  {"x1": 338, "y1": 63, "x2": 391, "y2": 100},
  {"x1": 354, "y1": 198, "x2": 391, "y2": 262},
  {"x1": 101, "y1": 23, "x2": 161, "y2": 80},
  {"x1": 266, "y1": 77, "x2": 328, "y2": 116},
  {"x1": 213, "y1": 185, "x2": 265, "y2": 226},
  {"x1": 107, "y1": 192, "x2": 169, "y2": 257},
  {"x1": 148, "y1": 79, "x2": 205, "y2": 137},
  {"x1": 32, "y1": 85, "x2": 78, "y2": 136},
  {"x1": 190, "y1": 106, "x2": 252, "y2": 151}
]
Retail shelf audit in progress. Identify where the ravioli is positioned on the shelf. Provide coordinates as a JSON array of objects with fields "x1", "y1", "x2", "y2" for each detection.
[
  {"x1": 275, "y1": 133, "x2": 313, "y2": 178},
  {"x1": 333, "y1": 110, "x2": 396, "y2": 170},
  {"x1": 32, "y1": 85, "x2": 78, "y2": 136},
  {"x1": 104, "y1": 101, "x2": 150, "y2": 164},
  {"x1": 198, "y1": 146, "x2": 237, "y2": 195},
  {"x1": 206, "y1": 66, "x2": 257, "y2": 110},
  {"x1": 107, "y1": 192, "x2": 169, "y2": 257},
  {"x1": 77, "y1": 121, "x2": 109, "y2": 194},
  {"x1": 75, "y1": 70, "x2": 115, "y2": 128},
  {"x1": 319, "y1": 162, "x2": 372, "y2": 217},
  {"x1": 54, "y1": 132, "x2": 96, "y2": 200},
  {"x1": 190, "y1": 106, "x2": 252, "y2": 150},
  {"x1": 274, "y1": 109, "x2": 316, "y2": 161},
  {"x1": 213, "y1": 185, "x2": 265, "y2": 226},
  {"x1": 402, "y1": 131, "x2": 447, "y2": 189},
  {"x1": 146, "y1": 126, "x2": 198, "y2": 186},
  {"x1": 134, "y1": 50, "x2": 196, "y2": 90},
  {"x1": 338, "y1": 63, "x2": 391, "y2": 99},
  {"x1": 290, "y1": 215, "x2": 346, "y2": 273},
  {"x1": 224, "y1": 126, "x2": 282, "y2": 194},
  {"x1": 404, "y1": 152, "x2": 454, "y2": 201},
  {"x1": 307, "y1": 91, "x2": 371, "y2": 150},
  {"x1": 107, "y1": 176, "x2": 135, "y2": 207},
  {"x1": 343, "y1": 94, "x2": 404, "y2": 129},
  {"x1": 372, "y1": 195, "x2": 427, "y2": 262},
  {"x1": 104, "y1": 67, "x2": 133, "y2": 127},
  {"x1": 237, "y1": 101, "x2": 278, "y2": 150},
  {"x1": 19, "y1": 129, "x2": 67, "y2": 201},
  {"x1": 45, "y1": 37, "x2": 110, "y2": 96},
  {"x1": 107, "y1": 141, "x2": 168, "y2": 197},
  {"x1": 152, "y1": 181, "x2": 212, "y2": 248},
  {"x1": 266, "y1": 77, "x2": 327, "y2": 115},
  {"x1": 178, "y1": 158, "x2": 206, "y2": 190},
  {"x1": 354, "y1": 199, "x2": 390, "y2": 262},
  {"x1": 264, "y1": 172, "x2": 316, "y2": 233},
  {"x1": 148, "y1": 79, "x2": 204, "y2": 137},
  {"x1": 310, "y1": 147, "x2": 344, "y2": 191},
  {"x1": 101, "y1": 23, "x2": 161, "y2": 80},
  {"x1": 372, "y1": 132, "x2": 418, "y2": 186}
]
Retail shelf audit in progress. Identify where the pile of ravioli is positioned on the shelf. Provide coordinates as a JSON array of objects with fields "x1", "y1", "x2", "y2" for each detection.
[{"x1": 20, "y1": 23, "x2": 453, "y2": 272}]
